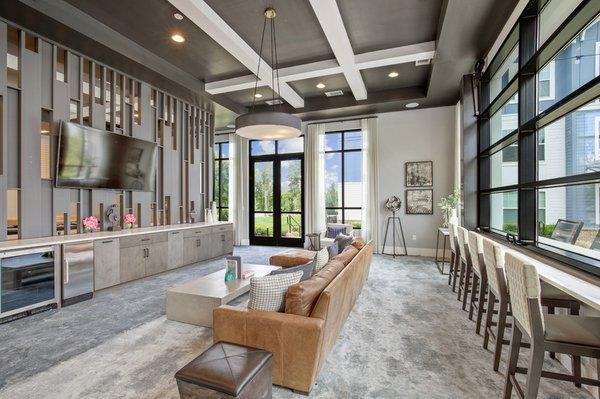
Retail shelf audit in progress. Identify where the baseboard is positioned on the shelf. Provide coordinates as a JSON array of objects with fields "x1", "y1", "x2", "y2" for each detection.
[{"x1": 379, "y1": 246, "x2": 451, "y2": 259}]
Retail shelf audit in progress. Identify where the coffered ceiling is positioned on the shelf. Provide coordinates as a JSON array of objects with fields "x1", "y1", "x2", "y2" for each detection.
[{"x1": 7, "y1": 0, "x2": 519, "y2": 130}]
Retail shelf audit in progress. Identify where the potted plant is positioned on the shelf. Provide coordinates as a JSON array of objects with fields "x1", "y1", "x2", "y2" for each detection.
[
  {"x1": 438, "y1": 189, "x2": 461, "y2": 227},
  {"x1": 82, "y1": 216, "x2": 99, "y2": 233}
]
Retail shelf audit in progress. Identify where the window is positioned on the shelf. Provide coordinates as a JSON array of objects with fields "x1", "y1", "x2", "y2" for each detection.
[
  {"x1": 479, "y1": 4, "x2": 600, "y2": 275},
  {"x1": 324, "y1": 130, "x2": 363, "y2": 229},
  {"x1": 6, "y1": 190, "x2": 19, "y2": 239},
  {"x1": 7, "y1": 26, "x2": 20, "y2": 88},
  {"x1": 94, "y1": 64, "x2": 103, "y2": 105},
  {"x1": 82, "y1": 60, "x2": 91, "y2": 125},
  {"x1": 213, "y1": 142, "x2": 229, "y2": 221},
  {"x1": 41, "y1": 109, "x2": 52, "y2": 180},
  {"x1": 105, "y1": 70, "x2": 112, "y2": 130},
  {"x1": 56, "y1": 48, "x2": 67, "y2": 82}
]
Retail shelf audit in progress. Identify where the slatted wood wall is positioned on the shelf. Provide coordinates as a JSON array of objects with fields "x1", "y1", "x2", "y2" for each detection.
[{"x1": 0, "y1": 20, "x2": 213, "y2": 241}]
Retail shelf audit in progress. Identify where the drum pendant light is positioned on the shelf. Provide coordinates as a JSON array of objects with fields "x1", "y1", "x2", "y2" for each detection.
[{"x1": 235, "y1": 7, "x2": 301, "y2": 140}]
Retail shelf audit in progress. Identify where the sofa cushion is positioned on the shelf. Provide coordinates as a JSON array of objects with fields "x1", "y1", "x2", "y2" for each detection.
[
  {"x1": 314, "y1": 247, "x2": 329, "y2": 272},
  {"x1": 351, "y1": 237, "x2": 367, "y2": 250},
  {"x1": 334, "y1": 233, "x2": 353, "y2": 252},
  {"x1": 325, "y1": 226, "x2": 346, "y2": 238},
  {"x1": 249, "y1": 271, "x2": 303, "y2": 312},
  {"x1": 284, "y1": 259, "x2": 346, "y2": 317},
  {"x1": 332, "y1": 244, "x2": 359, "y2": 266},
  {"x1": 269, "y1": 249, "x2": 316, "y2": 268},
  {"x1": 327, "y1": 242, "x2": 339, "y2": 258},
  {"x1": 270, "y1": 261, "x2": 315, "y2": 281}
]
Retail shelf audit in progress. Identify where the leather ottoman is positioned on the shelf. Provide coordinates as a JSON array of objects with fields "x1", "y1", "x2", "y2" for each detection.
[
  {"x1": 175, "y1": 342, "x2": 273, "y2": 399},
  {"x1": 269, "y1": 248, "x2": 316, "y2": 268}
]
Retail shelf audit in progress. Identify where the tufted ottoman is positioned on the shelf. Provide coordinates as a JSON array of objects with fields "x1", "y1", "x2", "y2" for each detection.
[
  {"x1": 175, "y1": 342, "x2": 273, "y2": 399},
  {"x1": 269, "y1": 248, "x2": 316, "y2": 268}
]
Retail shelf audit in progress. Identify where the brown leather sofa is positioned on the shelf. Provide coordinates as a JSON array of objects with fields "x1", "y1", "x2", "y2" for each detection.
[{"x1": 213, "y1": 240, "x2": 374, "y2": 394}]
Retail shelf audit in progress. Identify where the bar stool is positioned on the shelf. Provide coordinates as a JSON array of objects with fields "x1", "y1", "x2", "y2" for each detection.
[
  {"x1": 480, "y1": 238, "x2": 582, "y2": 373},
  {"x1": 447, "y1": 223, "x2": 460, "y2": 291},
  {"x1": 467, "y1": 231, "x2": 487, "y2": 334},
  {"x1": 456, "y1": 226, "x2": 473, "y2": 310},
  {"x1": 503, "y1": 253, "x2": 600, "y2": 399}
]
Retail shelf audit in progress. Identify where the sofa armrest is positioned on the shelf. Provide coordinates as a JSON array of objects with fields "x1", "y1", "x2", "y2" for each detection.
[{"x1": 213, "y1": 305, "x2": 324, "y2": 393}]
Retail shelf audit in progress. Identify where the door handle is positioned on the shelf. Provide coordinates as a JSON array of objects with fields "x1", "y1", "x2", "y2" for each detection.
[{"x1": 64, "y1": 259, "x2": 69, "y2": 284}]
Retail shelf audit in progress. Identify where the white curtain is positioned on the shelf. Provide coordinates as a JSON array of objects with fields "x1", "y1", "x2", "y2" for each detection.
[
  {"x1": 229, "y1": 134, "x2": 250, "y2": 245},
  {"x1": 305, "y1": 123, "x2": 327, "y2": 245},
  {"x1": 361, "y1": 117, "x2": 379, "y2": 252}
]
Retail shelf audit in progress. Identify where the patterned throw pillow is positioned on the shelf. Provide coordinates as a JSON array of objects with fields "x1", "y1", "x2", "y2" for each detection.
[
  {"x1": 248, "y1": 271, "x2": 303, "y2": 312},
  {"x1": 314, "y1": 247, "x2": 329, "y2": 272},
  {"x1": 269, "y1": 261, "x2": 315, "y2": 281},
  {"x1": 325, "y1": 226, "x2": 346, "y2": 238},
  {"x1": 327, "y1": 242, "x2": 339, "y2": 258}
]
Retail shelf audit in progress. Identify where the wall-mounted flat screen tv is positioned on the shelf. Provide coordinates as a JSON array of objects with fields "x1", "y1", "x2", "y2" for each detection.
[{"x1": 56, "y1": 122, "x2": 157, "y2": 191}]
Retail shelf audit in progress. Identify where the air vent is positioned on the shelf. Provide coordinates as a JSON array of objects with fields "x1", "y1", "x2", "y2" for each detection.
[
  {"x1": 265, "y1": 99, "x2": 284, "y2": 105},
  {"x1": 415, "y1": 59, "x2": 431, "y2": 66},
  {"x1": 324, "y1": 90, "x2": 344, "y2": 97}
]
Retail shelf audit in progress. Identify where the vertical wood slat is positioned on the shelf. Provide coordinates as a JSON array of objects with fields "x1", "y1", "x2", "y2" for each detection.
[
  {"x1": 19, "y1": 30, "x2": 42, "y2": 238},
  {"x1": 0, "y1": 22, "x2": 7, "y2": 240}
]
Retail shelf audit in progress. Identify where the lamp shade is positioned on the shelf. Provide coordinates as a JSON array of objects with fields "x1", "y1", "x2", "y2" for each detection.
[{"x1": 235, "y1": 111, "x2": 301, "y2": 140}]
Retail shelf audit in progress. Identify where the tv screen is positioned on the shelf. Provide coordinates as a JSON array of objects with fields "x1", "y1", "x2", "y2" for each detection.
[{"x1": 56, "y1": 122, "x2": 157, "y2": 191}]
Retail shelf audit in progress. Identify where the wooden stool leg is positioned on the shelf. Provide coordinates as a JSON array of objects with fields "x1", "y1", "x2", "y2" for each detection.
[
  {"x1": 547, "y1": 305, "x2": 556, "y2": 359},
  {"x1": 468, "y1": 273, "x2": 478, "y2": 320},
  {"x1": 462, "y1": 267, "x2": 472, "y2": 311},
  {"x1": 475, "y1": 278, "x2": 487, "y2": 335},
  {"x1": 452, "y1": 249, "x2": 460, "y2": 293},
  {"x1": 483, "y1": 290, "x2": 496, "y2": 349},
  {"x1": 524, "y1": 343, "x2": 545, "y2": 399},
  {"x1": 493, "y1": 297, "x2": 509, "y2": 372},
  {"x1": 503, "y1": 326, "x2": 522, "y2": 399},
  {"x1": 448, "y1": 251, "x2": 455, "y2": 286},
  {"x1": 457, "y1": 260, "x2": 465, "y2": 301}
]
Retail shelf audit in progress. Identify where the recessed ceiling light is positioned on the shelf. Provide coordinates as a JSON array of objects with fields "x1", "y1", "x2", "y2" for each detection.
[
  {"x1": 171, "y1": 34, "x2": 185, "y2": 43},
  {"x1": 254, "y1": 93, "x2": 263, "y2": 98},
  {"x1": 316, "y1": 82, "x2": 326, "y2": 89},
  {"x1": 406, "y1": 102, "x2": 419, "y2": 108},
  {"x1": 173, "y1": 12, "x2": 184, "y2": 20},
  {"x1": 388, "y1": 71, "x2": 399, "y2": 78}
]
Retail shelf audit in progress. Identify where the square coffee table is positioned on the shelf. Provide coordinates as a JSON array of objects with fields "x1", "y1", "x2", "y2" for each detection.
[{"x1": 166, "y1": 264, "x2": 280, "y2": 327}]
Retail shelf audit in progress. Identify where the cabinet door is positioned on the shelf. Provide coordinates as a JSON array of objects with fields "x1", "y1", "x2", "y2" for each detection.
[
  {"x1": 145, "y1": 241, "x2": 168, "y2": 276},
  {"x1": 210, "y1": 232, "x2": 234, "y2": 258},
  {"x1": 198, "y1": 233, "x2": 212, "y2": 261},
  {"x1": 183, "y1": 237, "x2": 200, "y2": 265},
  {"x1": 119, "y1": 246, "x2": 145, "y2": 283},
  {"x1": 167, "y1": 231, "x2": 184, "y2": 270},
  {"x1": 94, "y1": 239, "x2": 120, "y2": 290}
]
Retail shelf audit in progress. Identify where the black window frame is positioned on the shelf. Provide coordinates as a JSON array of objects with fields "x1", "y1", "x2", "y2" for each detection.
[
  {"x1": 213, "y1": 141, "x2": 229, "y2": 222},
  {"x1": 477, "y1": 0, "x2": 600, "y2": 277},
  {"x1": 324, "y1": 129, "x2": 363, "y2": 228}
]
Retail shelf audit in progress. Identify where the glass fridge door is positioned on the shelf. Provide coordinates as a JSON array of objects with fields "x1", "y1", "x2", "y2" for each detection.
[{"x1": 1, "y1": 248, "x2": 56, "y2": 314}]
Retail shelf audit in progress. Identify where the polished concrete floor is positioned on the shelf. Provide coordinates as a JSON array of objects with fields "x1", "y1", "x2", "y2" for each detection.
[{"x1": 0, "y1": 247, "x2": 593, "y2": 398}]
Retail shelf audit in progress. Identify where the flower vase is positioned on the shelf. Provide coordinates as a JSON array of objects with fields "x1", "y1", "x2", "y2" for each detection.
[
  {"x1": 449, "y1": 208, "x2": 458, "y2": 226},
  {"x1": 206, "y1": 209, "x2": 214, "y2": 224},
  {"x1": 211, "y1": 201, "x2": 218, "y2": 221}
]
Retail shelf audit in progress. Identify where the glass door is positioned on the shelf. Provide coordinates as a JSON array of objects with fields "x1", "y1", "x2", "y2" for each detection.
[{"x1": 250, "y1": 152, "x2": 304, "y2": 247}]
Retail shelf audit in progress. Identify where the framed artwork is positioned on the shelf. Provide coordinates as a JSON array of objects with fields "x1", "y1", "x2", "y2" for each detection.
[
  {"x1": 405, "y1": 189, "x2": 433, "y2": 215},
  {"x1": 405, "y1": 161, "x2": 433, "y2": 187}
]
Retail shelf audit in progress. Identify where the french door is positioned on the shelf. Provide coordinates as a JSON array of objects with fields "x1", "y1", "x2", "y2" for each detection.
[{"x1": 249, "y1": 155, "x2": 304, "y2": 247}]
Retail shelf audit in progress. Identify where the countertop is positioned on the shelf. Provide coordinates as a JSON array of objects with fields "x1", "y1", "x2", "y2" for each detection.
[{"x1": 0, "y1": 221, "x2": 233, "y2": 252}]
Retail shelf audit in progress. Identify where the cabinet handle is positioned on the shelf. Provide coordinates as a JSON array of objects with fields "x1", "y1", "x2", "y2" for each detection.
[
  {"x1": 141, "y1": 238, "x2": 150, "y2": 242},
  {"x1": 102, "y1": 240, "x2": 113, "y2": 244},
  {"x1": 171, "y1": 232, "x2": 180, "y2": 235},
  {"x1": 146, "y1": 248, "x2": 150, "y2": 257}
]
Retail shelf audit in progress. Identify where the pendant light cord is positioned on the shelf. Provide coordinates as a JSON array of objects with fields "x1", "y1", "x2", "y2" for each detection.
[
  {"x1": 272, "y1": 16, "x2": 282, "y2": 111},
  {"x1": 270, "y1": 16, "x2": 275, "y2": 107},
  {"x1": 251, "y1": 16, "x2": 268, "y2": 111}
]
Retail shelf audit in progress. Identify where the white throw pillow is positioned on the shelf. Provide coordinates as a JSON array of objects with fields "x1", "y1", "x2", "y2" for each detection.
[
  {"x1": 248, "y1": 271, "x2": 303, "y2": 312},
  {"x1": 314, "y1": 247, "x2": 329, "y2": 272}
]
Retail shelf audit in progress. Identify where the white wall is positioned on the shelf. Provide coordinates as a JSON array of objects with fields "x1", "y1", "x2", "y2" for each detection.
[{"x1": 377, "y1": 106, "x2": 456, "y2": 256}]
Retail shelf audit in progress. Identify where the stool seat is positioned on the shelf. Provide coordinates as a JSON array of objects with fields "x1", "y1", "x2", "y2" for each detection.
[
  {"x1": 545, "y1": 314, "x2": 600, "y2": 347},
  {"x1": 175, "y1": 342, "x2": 273, "y2": 398}
]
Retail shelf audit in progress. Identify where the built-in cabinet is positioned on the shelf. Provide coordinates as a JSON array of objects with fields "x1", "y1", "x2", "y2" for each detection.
[
  {"x1": 93, "y1": 223, "x2": 233, "y2": 290},
  {"x1": 94, "y1": 239, "x2": 120, "y2": 290}
]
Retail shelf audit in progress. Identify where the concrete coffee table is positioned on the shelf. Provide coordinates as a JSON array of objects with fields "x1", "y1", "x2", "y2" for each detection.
[{"x1": 166, "y1": 264, "x2": 280, "y2": 327}]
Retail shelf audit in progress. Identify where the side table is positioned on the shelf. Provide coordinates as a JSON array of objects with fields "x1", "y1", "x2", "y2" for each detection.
[
  {"x1": 435, "y1": 227, "x2": 450, "y2": 275},
  {"x1": 306, "y1": 232, "x2": 321, "y2": 251}
]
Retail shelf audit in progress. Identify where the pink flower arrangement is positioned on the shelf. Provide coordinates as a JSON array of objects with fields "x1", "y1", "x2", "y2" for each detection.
[
  {"x1": 82, "y1": 216, "x2": 99, "y2": 231},
  {"x1": 124, "y1": 214, "x2": 137, "y2": 224}
]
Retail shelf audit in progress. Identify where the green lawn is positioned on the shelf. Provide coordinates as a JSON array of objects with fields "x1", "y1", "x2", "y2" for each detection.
[{"x1": 254, "y1": 214, "x2": 302, "y2": 238}]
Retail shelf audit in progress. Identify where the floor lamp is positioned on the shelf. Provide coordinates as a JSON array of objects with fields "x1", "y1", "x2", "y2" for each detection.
[{"x1": 381, "y1": 197, "x2": 408, "y2": 258}]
